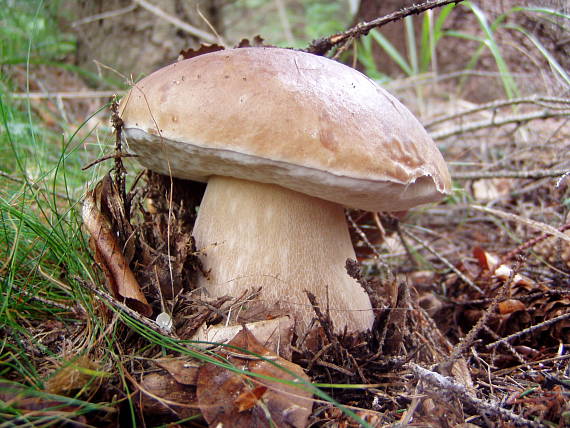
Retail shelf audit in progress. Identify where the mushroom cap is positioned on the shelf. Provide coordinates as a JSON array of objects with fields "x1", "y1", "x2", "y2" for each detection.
[{"x1": 119, "y1": 47, "x2": 451, "y2": 211}]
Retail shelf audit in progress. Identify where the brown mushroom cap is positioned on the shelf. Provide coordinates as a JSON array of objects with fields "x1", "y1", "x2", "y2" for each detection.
[{"x1": 119, "y1": 47, "x2": 451, "y2": 212}]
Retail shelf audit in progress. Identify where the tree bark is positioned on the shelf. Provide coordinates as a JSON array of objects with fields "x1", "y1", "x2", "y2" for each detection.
[
  {"x1": 353, "y1": 0, "x2": 420, "y2": 76},
  {"x1": 352, "y1": 0, "x2": 569, "y2": 99},
  {"x1": 64, "y1": 0, "x2": 220, "y2": 84}
]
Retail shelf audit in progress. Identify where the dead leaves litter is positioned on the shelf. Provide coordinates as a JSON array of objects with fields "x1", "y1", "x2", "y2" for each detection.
[
  {"x1": 82, "y1": 175, "x2": 151, "y2": 316},
  {"x1": 196, "y1": 327, "x2": 313, "y2": 428}
]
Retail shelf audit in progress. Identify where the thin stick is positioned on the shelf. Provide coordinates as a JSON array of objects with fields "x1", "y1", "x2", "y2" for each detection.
[
  {"x1": 305, "y1": 0, "x2": 464, "y2": 55},
  {"x1": 132, "y1": 0, "x2": 217, "y2": 43},
  {"x1": 445, "y1": 268, "x2": 516, "y2": 367},
  {"x1": 452, "y1": 169, "x2": 569, "y2": 180},
  {"x1": 81, "y1": 153, "x2": 138, "y2": 171},
  {"x1": 425, "y1": 95, "x2": 570, "y2": 128},
  {"x1": 72, "y1": 3, "x2": 137, "y2": 27},
  {"x1": 402, "y1": 228, "x2": 484, "y2": 294},
  {"x1": 430, "y1": 109, "x2": 570, "y2": 140},
  {"x1": 486, "y1": 312, "x2": 570, "y2": 350},
  {"x1": 410, "y1": 363, "x2": 542, "y2": 428},
  {"x1": 503, "y1": 222, "x2": 570, "y2": 262},
  {"x1": 471, "y1": 205, "x2": 570, "y2": 244},
  {"x1": 10, "y1": 91, "x2": 122, "y2": 99},
  {"x1": 75, "y1": 277, "x2": 175, "y2": 338},
  {"x1": 275, "y1": 0, "x2": 294, "y2": 44},
  {"x1": 0, "y1": 169, "x2": 73, "y2": 201}
]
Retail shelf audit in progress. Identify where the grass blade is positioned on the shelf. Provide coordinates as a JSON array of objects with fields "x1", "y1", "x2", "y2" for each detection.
[
  {"x1": 463, "y1": 1, "x2": 519, "y2": 99},
  {"x1": 369, "y1": 28, "x2": 413, "y2": 76},
  {"x1": 505, "y1": 24, "x2": 570, "y2": 87}
]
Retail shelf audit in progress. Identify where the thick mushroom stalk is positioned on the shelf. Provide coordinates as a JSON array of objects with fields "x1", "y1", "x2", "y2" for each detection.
[{"x1": 192, "y1": 176, "x2": 375, "y2": 335}]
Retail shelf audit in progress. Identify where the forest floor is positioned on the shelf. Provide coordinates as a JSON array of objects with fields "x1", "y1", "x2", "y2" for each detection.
[{"x1": 1, "y1": 1, "x2": 569, "y2": 427}]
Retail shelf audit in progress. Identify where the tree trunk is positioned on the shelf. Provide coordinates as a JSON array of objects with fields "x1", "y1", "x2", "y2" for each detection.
[
  {"x1": 64, "y1": 0, "x2": 220, "y2": 84},
  {"x1": 353, "y1": 0, "x2": 419, "y2": 76},
  {"x1": 353, "y1": 0, "x2": 569, "y2": 99}
]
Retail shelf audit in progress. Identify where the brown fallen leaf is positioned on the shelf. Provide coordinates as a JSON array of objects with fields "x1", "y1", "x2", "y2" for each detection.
[
  {"x1": 196, "y1": 327, "x2": 313, "y2": 428},
  {"x1": 82, "y1": 187, "x2": 151, "y2": 317},
  {"x1": 139, "y1": 372, "x2": 200, "y2": 422},
  {"x1": 498, "y1": 299, "x2": 526, "y2": 315},
  {"x1": 155, "y1": 358, "x2": 199, "y2": 385},
  {"x1": 191, "y1": 316, "x2": 294, "y2": 359},
  {"x1": 178, "y1": 44, "x2": 224, "y2": 60},
  {"x1": 235, "y1": 386, "x2": 268, "y2": 412},
  {"x1": 472, "y1": 178, "x2": 512, "y2": 201},
  {"x1": 0, "y1": 382, "x2": 100, "y2": 425}
]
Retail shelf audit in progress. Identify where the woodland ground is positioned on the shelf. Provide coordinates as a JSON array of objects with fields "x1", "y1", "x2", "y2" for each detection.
[{"x1": 1, "y1": 1, "x2": 569, "y2": 427}]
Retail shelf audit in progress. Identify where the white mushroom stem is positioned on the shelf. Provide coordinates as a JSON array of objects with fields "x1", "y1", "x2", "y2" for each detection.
[{"x1": 192, "y1": 176, "x2": 375, "y2": 335}]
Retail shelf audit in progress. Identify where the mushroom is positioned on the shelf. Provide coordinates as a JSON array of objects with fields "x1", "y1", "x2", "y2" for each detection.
[{"x1": 118, "y1": 47, "x2": 451, "y2": 336}]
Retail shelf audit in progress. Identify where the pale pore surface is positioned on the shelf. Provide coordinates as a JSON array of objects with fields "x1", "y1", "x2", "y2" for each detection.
[{"x1": 192, "y1": 176, "x2": 375, "y2": 334}]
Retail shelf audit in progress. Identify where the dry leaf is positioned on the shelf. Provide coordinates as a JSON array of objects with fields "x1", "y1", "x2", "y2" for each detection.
[
  {"x1": 139, "y1": 372, "x2": 199, "y2": 421},
  {"x1": 178, "y1": 44, "x2": 224, "y2": 61},
  {"x1": 155, "y1": 358, "x2": 199, "y2": 385},
  {"x1": 82, "y1": 189, "x2": 151, "y2": 316},
  {"x1": 235, "y1": 386, "x2": 268, "y2": 412},
  {"x1": 191, "y1": 316, "x2": 294, "y2": 358},
  {"x1": 196, "y1": 327, "x2": 313, "y2": 428},
  {"x1": 473, "y1": 246, "x2": 500, "y2": 271},
  {"x1": 498, "y1": 299, "x2": 526, "y2": 315},
  {"x1": 472, "y1": 178, "x2": 512, "y2": 201},
  {"x1": 236, "y1": 35, "x2": 266, "y2": 48},
  {"x1": 473, "y1": 247, "x2": 533, "y2": 287},
  {"x1": 0, "y1": 382, "x2": 90, "y2": 423}
]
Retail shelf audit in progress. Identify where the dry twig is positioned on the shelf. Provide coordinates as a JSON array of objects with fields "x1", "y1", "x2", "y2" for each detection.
[
  {"x1": 410, "y1": 363, "x2": 542, "y2": 427},
  {"x1": 402, "y1": 227, "x2": 484, "y2": 294},
  {"x1": 10, "y1": 91, "x2": 122, "y2": 99},
  {"x1": 503, "y1": 222, "x2": 570, "y2": 262},
  {"x1": 431, "y1": 109, "x2": 570, "y2": 140},
  {"x1": 132, "y1": 0, "x2": 217, "y2": 43},
  {"x1": 471, "y1": 205, "x2": 570, "y2": 244},
  {"x1": 72, "y1": 4, "x2": 137, "y2": 26},
  {"x1": 305, "y1": 0, "x2": 464, "y2": 56},
  {"x1": 75, "y1": 276, "x2": 174, "y2": 338},
  {"x1": 0, "y1": 169, "x2": 73, "y2": 201},
  {"x1": 444, "y1": 268, "x2": 517, "y2": 369},
  {"x1": 452, "y1": 168, "x2": 569, "y2": 180},
  {"x1": 486, "y1": 312, "x2": 570, "y2": 350},
  {"x1": 425, "y1": 95, "x2": 570, "y2": 128}
]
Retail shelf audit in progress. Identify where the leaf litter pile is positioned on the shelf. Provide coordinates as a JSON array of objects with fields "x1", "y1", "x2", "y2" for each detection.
[{"x1": 4, "y1": 13, "x2": 570, "y2": 428}]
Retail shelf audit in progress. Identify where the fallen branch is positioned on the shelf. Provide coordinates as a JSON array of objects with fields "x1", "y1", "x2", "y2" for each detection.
[
  {"x1": 431, "y1": 109, "x2": 570, "y2": 140},
  {"x1": 305, "y1": 0, "x2": 464, "y2": 56},
  {"x1": 72, "y1": 3, "x2": 137, "y2": 27},
  {"x1": 132, "y1": 0, "x2": 218, "y2": 43},
  {"x1": 409, "y1": 363, "x2": 542, "y2": 427},
  {"x1": 486, "y1": 312, "x2": 570, "y2": 350},
  {"x1": 10, "y1": 90, "x2": 122, "y2": 99},
  {"x1": 471, "y1": 205, "x2": 570, "y2": 244},
  {"x1": 452, "y1": 168, "x2": 569, "y2": 180},
  {"x1": 75, "y1": 276, "x2": 173, "y2": 337},
  {"x1": 425, "y1": 95, "x2": 570, "y2": 128},
  {"x1": 402, "y1": 227, "x2": 483, "y2": 295}
]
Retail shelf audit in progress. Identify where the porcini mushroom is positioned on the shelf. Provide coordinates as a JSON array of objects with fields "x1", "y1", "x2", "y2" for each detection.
[{"x1": 118, "y1": 47, "x2": 451, "y2": 336}]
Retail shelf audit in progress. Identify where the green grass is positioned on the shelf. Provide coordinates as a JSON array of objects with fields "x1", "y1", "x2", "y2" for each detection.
[
  {"x1": 0, "y1": 3, "x2": 372, "y2": 425},
  {"x1": 356, "y1": 1, "x2": 569, "y2": 100},
  {"x1": 0, "y1": 1, "x2": 117, "y2": 424}
]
